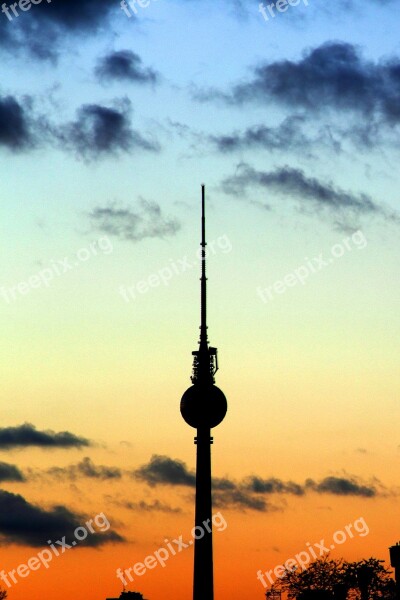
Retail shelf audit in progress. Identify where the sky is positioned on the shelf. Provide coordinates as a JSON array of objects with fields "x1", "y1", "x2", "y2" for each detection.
[{"x1": 1, "y1": 0, "x2": 400, "y2": 599}]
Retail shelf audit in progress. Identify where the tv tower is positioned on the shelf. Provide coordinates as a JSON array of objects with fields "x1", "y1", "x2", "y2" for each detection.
[{"x1": 180, "y1": 184, "x2": 228, "y2": 600}]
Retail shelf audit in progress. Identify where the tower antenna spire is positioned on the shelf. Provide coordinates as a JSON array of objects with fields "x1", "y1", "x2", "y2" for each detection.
[{"x1": 200, "y1": 183, "x2": 208, "y2": 350}]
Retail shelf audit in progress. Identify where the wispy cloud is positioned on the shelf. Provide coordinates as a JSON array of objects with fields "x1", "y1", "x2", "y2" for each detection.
[
  {"x1": 46, "y1": 457, "x2": 122, "y2": 481},
  {"x1": 221, "y1": 163, "x2": 398, "y2": 227},
  {"x1": 210, "y1": 116, "x2": 310, "y2": 154},
  {"x1": 111, "y1": 498, "x2": 182, "y2": 514},
  {"x1": 213, "y1": 489, "x2": 276, "y2": 512},
  {"x1": 88, "y1": 199, "x2": 181, "y2": 243}
]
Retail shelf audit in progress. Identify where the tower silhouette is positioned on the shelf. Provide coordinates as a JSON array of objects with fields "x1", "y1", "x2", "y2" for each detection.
[{"x1": 180, "y1": 185, "x2": 228, "y2": 600}]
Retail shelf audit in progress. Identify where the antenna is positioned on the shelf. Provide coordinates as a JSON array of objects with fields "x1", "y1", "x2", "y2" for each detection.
[
  {"x1": 189, "y1": 185, "x2": 218, "y2": 384},
  {"x1": 200, "y1": 184, "x2": 208, "y2": 350}
]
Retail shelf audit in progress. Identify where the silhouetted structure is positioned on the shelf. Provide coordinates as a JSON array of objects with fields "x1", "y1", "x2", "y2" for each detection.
[
  {"x1": 297, "y1": 592, "x2": 333, "y2": 600},
  {"x1": 106, "y1": 591, "x2": 146, "y2": 600},
  {"x1": 180, "y1": 185, "x2": 228, "y2": 600},
  {"x1": 389, "y1": 543, "x2": 400, "y2": 600}
]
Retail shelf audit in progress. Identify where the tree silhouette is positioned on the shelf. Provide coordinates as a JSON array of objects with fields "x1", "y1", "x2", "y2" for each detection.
[{"x1": 272, "y1": 556, "x2": 396, "y2": 600}]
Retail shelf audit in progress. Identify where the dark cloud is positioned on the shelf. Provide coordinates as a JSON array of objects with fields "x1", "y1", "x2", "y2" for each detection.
[
  {"x1": 306, "y1": 476, "x2": 377, "y2": 497},
  {"x1": 0, "y1": 0, "x2": 118, "y2": 59},
  {"x1": 88, "y1": 198, "x2": 181, "y2": 242},
  {"x1": 0, "y1": 423, "x2": 90, "y2": 450},
  {"x1": 133, "y1": 457, "x2": 281, "y2": 513},
  {"x1": 47, "y1": 457, "x2": 122, "y2": 481},
  {"x1": 134, "y1": 455, "x2": 196, "y2": 487},
  {"x1": 58, "y1": 100, "x2": 159, "y2": 160},
  {"x1": 133, "y1": 456, "x2": 270, "y2": 511},
  {"x1": 134, "y1": 455, "x2": 384, "y2": 512},
  {"x1": 0, "y1": 96, "x2": 34, "y2": 150},
  {"x1": 212, "y1": 477, "x2": 236, "y2": 491},
  {"x1": 95, "y1": 51, "x2": 158, "y2": 84},
  {"x1": 0, "y1": 96, "x2": 157, "y2": 160},
  {"x1": 0, "y1": 489, "x2": 124, "y2": 547},
  {"x1": 221, "y1": 163, "x2": 397, "y2": 225},
  {"x1": 212, "y1": 42, "x2": 400, "y2": 127},
  {"x1": 213, "y1": 489, "x2": 273, "y2": 512},
  {"x1": 244, "y1": 476, "x2": 304, "y2": 496},
  {"x1": 0, "y1": 462, "x2": 25, "y2": 483}
]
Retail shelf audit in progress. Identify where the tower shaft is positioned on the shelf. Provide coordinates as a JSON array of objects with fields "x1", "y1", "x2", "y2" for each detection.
[{"x1": 193, "y1": 426, "x2": 214, "y2": 600}]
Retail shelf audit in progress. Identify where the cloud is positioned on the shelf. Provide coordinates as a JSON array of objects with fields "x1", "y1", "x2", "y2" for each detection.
[
  {"x1": 88, "y1": 198, "x2": 181, "y2": 242},
  {"x1": 134, "y1": 456, "x2": 240, "y2": 492},
  {"x1": 0, "y1": 489, "x2": 124, "y2": 547},
  {"x1": 221, "y1": 42, "x2": 400, "y2": 123},
  {"x1": 0, "y1": 462, "x2": 25, "y2": 483},
  {"x1": 47, "y1": 457, "x2": 122, "y2": 481},
  {"x1": 0, "y1": 96, "x2": 34, "y2": 151},
  {"x1": 134, "y1": 457, "x2": 285, "y2": 512},
  {"x1": 213, "y1": 489, "x2": 274, "y2": 512},
  {"x1": 210, "y1": 116, "x2": 343, "y2": 156},
  {"x1": 0, "y1": 96, "x2": 157, "y2": 160},
  {"x1": 210, "y1": 116, "x2": 310, "y2": 153},
  {"x1": 221, "y1": 163, "x2": 397, "y2": 226},
  {"x1": 243, "y1": 476, "x2": 305, "y2": 496},
  {"x1": 306, "y1": 476, "x2": 378, "y2": 497},
  {"x1": 58, "y1": 99, "x2": 159, "y2": 160},
  {"x1": 134, "y1": 455, "x2": 196, "y2": 487},
  {"x1": 0, "y1": 423, "x2": 90, "y2": 450},
  {"x1": 113, "y1": 499, "x2": 182, "y2": 514},
  {"x1": 134, "y1": 455, "x2": 385, "y2": 512},
  {"x1": 0, "y1": 0, "x2": 119, "y2": 59},
  {"x1": 198, "y1": 41, "x2": 400, "y2": 145},
  {"x1": 95, "y1": 51, "x2": 158, "y2": 84}
]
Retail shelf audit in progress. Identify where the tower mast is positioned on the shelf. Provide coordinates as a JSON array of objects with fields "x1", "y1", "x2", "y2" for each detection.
[
  {"x1": 200, "y1": 184, "x2": 208, "y2": 350},
  {"x1": 180, "y1": 185, "x2": 227, "y2": 600}
]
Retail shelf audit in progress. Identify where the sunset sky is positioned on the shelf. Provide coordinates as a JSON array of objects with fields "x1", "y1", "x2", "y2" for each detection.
[{"x1": 1, "y1": 0, "x2": 400, "y2": 599}]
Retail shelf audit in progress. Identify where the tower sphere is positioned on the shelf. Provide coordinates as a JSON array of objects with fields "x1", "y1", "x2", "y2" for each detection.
[{"x1": 180, "y1": 384, "x2": 227, "y2": 429}]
